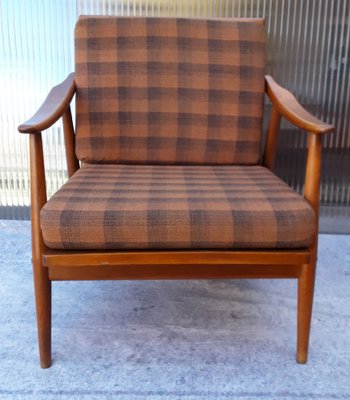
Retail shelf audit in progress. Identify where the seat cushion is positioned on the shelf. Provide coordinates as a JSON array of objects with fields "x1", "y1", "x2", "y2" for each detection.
[
  {"x1": 41, "y1": 164, "x2": 315, "y2": 250},
  {"x1": 75, "y1": 16, "x2": 265, "y2": 165}
]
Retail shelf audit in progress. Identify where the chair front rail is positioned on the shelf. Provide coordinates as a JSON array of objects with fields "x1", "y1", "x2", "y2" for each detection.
[
  {"x1": 47, "y1": 263, "x2": 303, "y2": 281},
  {"x1": 42, "y1": 249, "x2": 311, "y2": 268}
]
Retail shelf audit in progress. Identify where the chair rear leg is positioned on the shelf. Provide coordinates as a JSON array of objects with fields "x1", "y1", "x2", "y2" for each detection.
[
  {"x1": 297, "y1": 261, "x2": 316, "y2": 364},
  {"x1": 32, "y1": 258, "x2": 52, "y2": 368}
]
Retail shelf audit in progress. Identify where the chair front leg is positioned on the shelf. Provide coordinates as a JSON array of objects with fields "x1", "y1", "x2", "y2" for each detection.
[
  {"x1": 32, "y1": 247, "x2": 51, "y2": 368},
  {"x1": 29, "y1": 133, "x2": 52, "y2": 368},
  {"x1": 296, "y1": 132, "x2": 323, "y2": 363},
  {"x1": 297, "y1": 261, "x2": 316, "y2": 363}
]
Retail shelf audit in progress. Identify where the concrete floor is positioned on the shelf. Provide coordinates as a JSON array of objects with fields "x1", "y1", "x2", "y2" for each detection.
[{"x1": 0, "y1": 220, "x2": 349, "y2": 400}]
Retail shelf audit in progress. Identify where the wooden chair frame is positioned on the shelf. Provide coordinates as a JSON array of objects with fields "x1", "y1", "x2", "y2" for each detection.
[{"x1": 19, "y1": 73, "x2": 334, "y2": 368}]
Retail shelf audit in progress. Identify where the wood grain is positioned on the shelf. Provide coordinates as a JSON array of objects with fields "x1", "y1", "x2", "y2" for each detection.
[
  {"x1": 297, "y1": 133, "x2": 323, "y2": 364},
  {"x1": 265, "y1": 75, "x2": 335, "y2": 134},
  {"x1": 48, "y1": 263, "x2": 302, "y2": 281},
  {"x1": 29, "y1": 134, "x2": 51, "y2": 368},
  {"x1": 18, "y1": 73, "x2": 75, "y2": 134},
  {"x1": 43, "y1": 249, "x2": 311, "y2": 268},
  {"x1": 62, "y1": 106, "x2": 79, "y2": 177},
  {"x1": 263, "y1": 106, "x2": 281, "y2": 170}
]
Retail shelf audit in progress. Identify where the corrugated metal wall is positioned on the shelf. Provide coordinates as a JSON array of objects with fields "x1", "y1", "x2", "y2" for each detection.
[{"x1": 1, "y1": 0, "x2": 349, "y2": 232}]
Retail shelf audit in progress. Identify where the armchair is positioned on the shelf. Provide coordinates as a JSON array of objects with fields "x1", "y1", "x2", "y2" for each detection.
[{"x1": 19, "y1": 16, "x2": 334, "y2": 368}]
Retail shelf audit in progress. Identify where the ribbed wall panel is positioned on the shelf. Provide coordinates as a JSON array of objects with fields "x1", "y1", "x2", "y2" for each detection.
[
  {"x1": 0, "y1": 0, "x2": 76, "y2": 219},
  {"x1": 1, "y1": 0, "x2": 349, "y2": 231}
]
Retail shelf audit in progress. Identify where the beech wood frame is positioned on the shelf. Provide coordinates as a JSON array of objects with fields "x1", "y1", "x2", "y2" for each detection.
[{"x1": 18, "y1": 73, "x2": 334, "y2": 368}]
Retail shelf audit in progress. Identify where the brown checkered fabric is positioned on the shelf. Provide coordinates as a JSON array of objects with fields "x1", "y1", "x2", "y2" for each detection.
[
  {"x1": 75, "y1": 17, "x2": 265, "y2": 165},
  {"x1": 40, "y1": 164, "x2": 315, "y2": 250}
]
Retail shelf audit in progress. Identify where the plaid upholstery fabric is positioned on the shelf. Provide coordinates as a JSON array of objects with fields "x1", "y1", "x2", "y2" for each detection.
[
  {"x1": 41, "y1": 164, "x2": 315, "y2": 250},
  {"x1": 75, "y1": 17, "x2": 265, "y2": 165}
]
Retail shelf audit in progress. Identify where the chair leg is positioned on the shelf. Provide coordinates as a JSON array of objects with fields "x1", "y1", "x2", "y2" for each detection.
[
  {"x1": 297, "y1": 262, "x2": 316, "y2": 364},
  {"x1": 32, "y1": 258, "x2": 52, "y2": 368},
  {"x1": 29, "y1": 133, "x2": 52, "y2": 367}
]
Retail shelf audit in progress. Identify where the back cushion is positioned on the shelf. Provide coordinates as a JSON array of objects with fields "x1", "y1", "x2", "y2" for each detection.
[{"x1": 75, "y1": 16, "x2": 265, "y2": 164}]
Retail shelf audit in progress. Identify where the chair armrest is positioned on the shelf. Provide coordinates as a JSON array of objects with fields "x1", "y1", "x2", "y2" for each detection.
[
  {"x1": 18, "y1": 73, "x2": 76, "y2": 134},
  {"x1": 265, "y1": 75, "x2": 335, "y2": 134}
]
